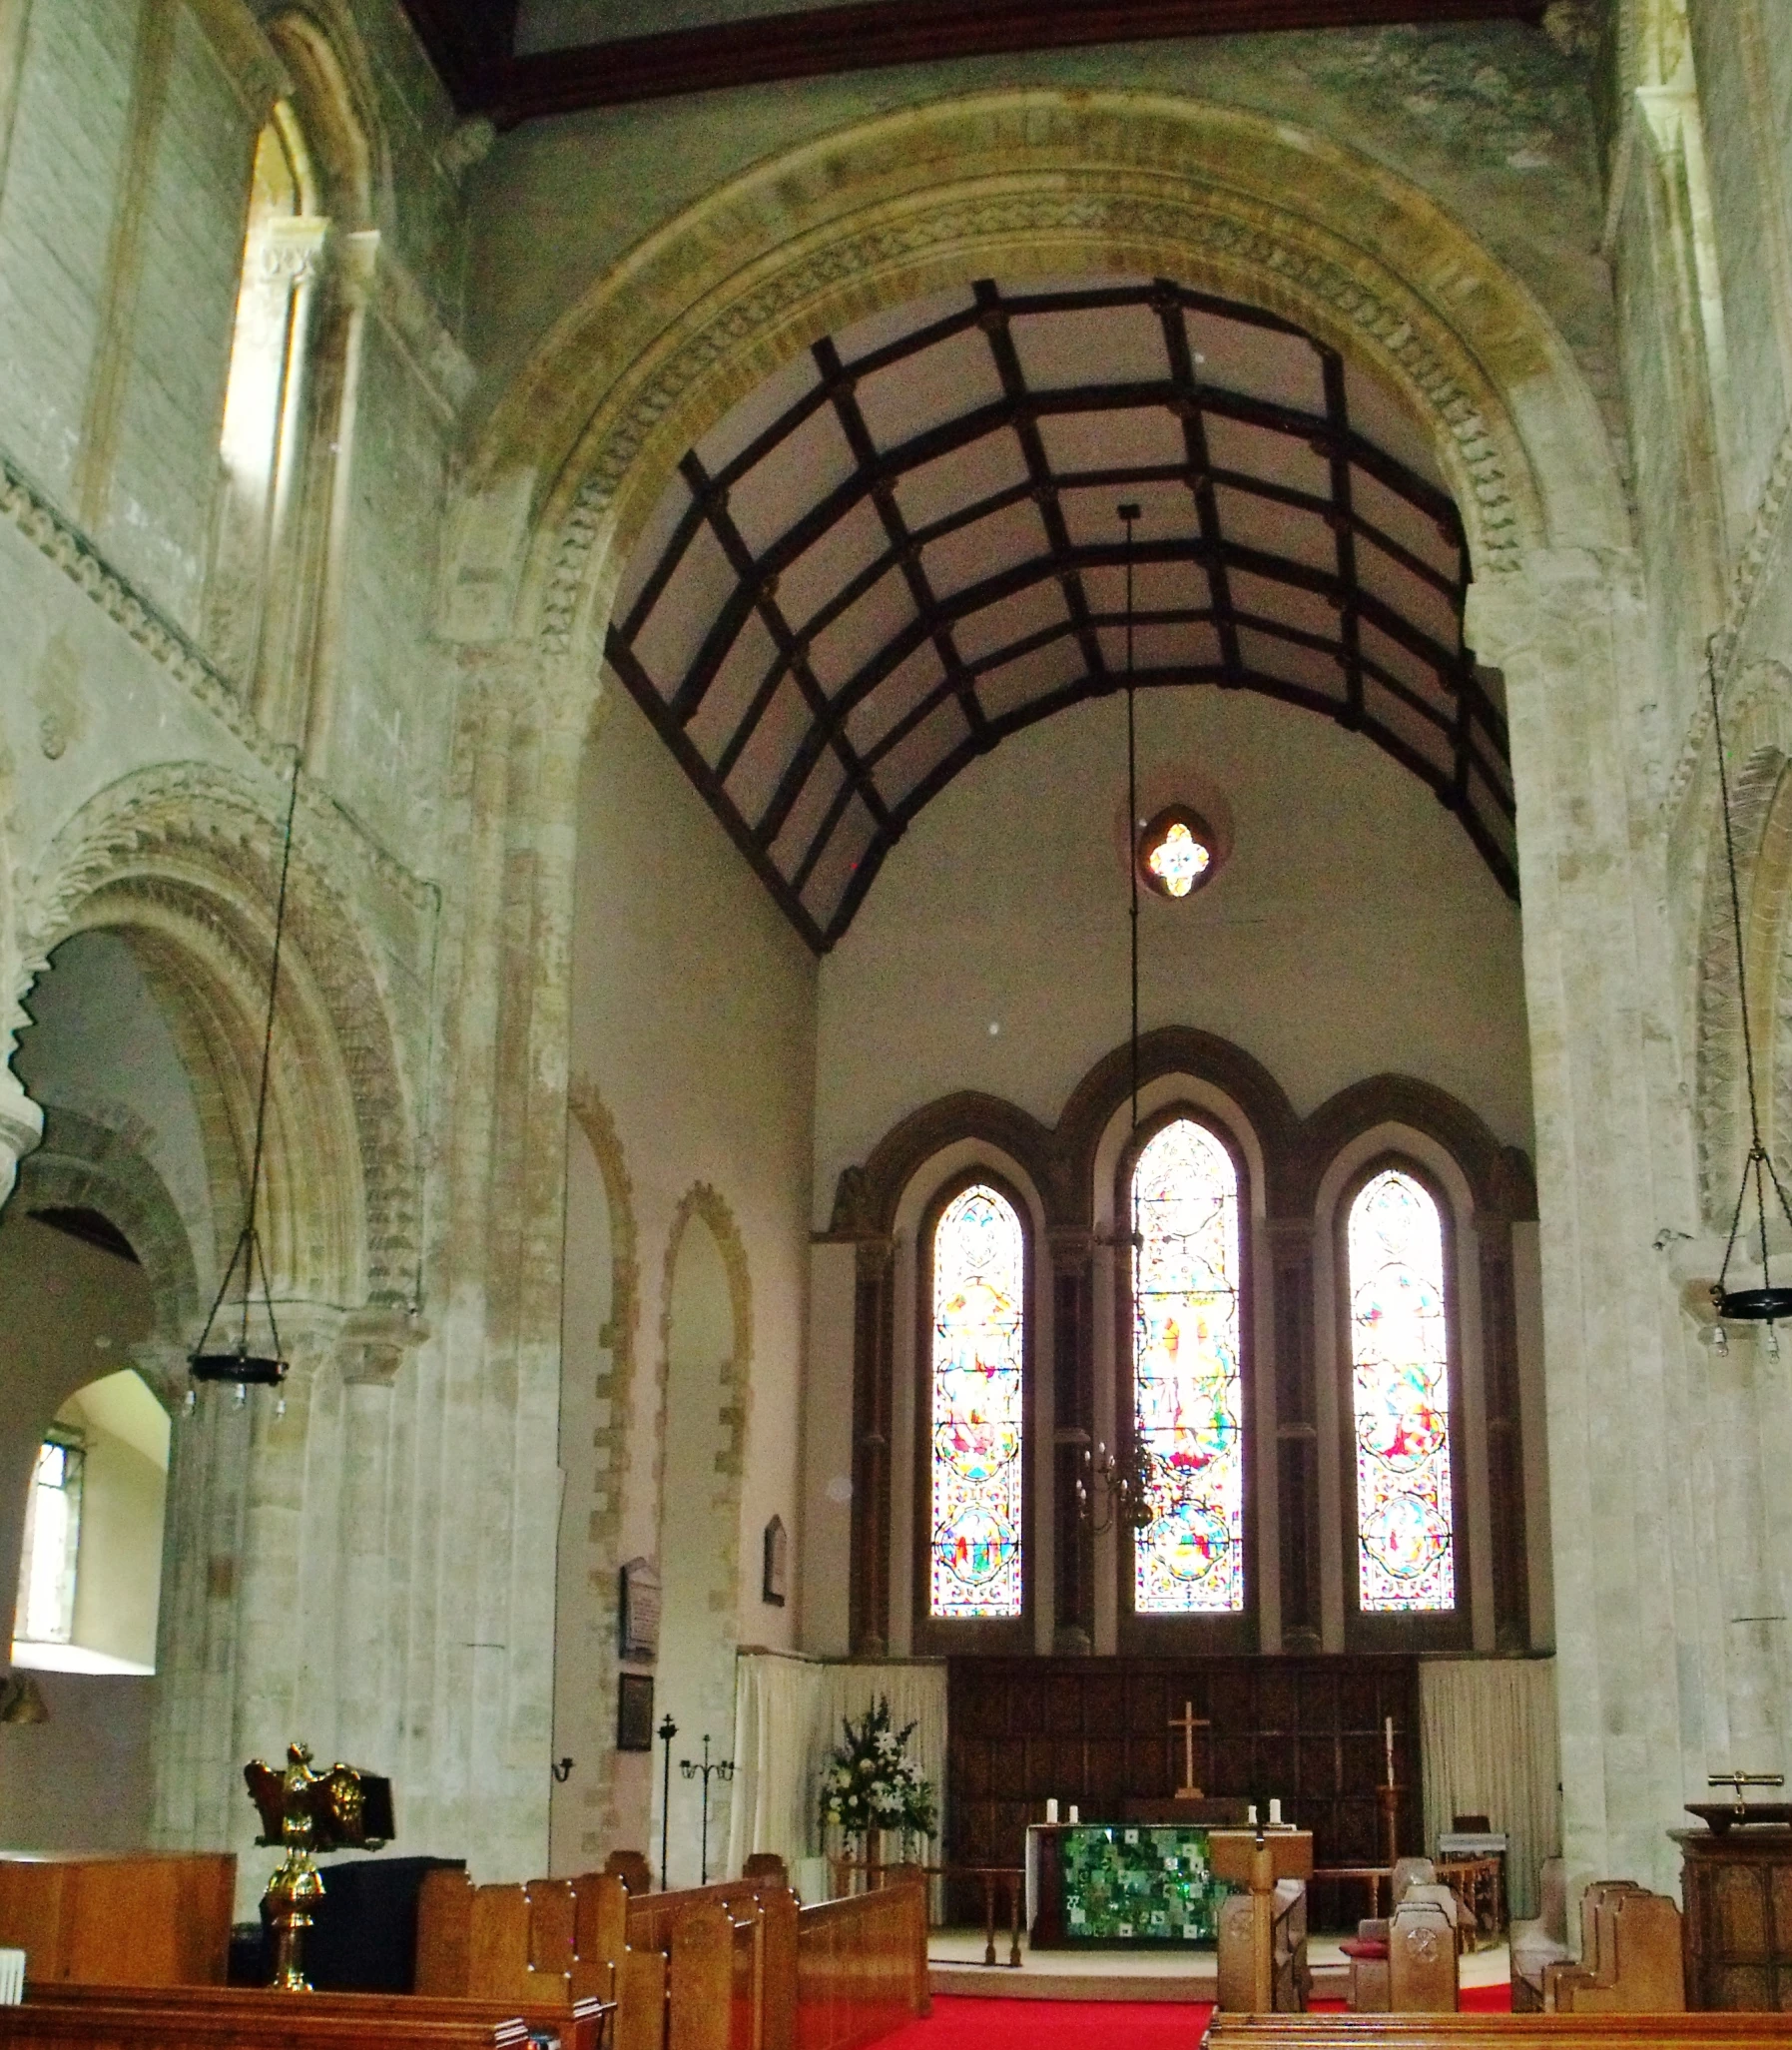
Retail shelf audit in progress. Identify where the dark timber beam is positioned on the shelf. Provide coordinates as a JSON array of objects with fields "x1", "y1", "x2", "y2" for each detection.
[{"x1": 490, "y1": 0, "x2": 1547, "y2": 122}]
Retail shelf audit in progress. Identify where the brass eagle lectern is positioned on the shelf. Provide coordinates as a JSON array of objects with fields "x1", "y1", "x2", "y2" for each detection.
[{"x1": 245, "y1": 1741, "x2": 393, "y2": 1989}]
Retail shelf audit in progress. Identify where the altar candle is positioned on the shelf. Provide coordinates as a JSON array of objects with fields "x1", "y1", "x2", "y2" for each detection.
[
  {"x1": 1248, "y1": 1803, "x2": 1258, "y2": 1824},
  {"x1": 1068, "y1": 1805, "x2": 1079, "y2": 1823},
  {"x1": 1270, "y1": 1798, "x2": 1282, "y2": 1825},
  {"x1": 1385, "y1": 1716, "x2": 1395, "y2": 1782},
  {"x1": 1046, "y1": 1798, "x2": 1059, "y2": 1824}
]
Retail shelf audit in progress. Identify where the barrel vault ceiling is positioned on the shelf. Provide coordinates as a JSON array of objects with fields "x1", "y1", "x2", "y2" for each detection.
[{"x1": 603, "y1": 278, "x2": 1514, "y2": 953}]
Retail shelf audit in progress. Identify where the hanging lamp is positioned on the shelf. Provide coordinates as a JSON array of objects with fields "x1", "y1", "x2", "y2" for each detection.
[
  {"x1": 1705, "y1": 648, "x2": 1792, "y2": 1353},
  {"x1": 188, "y1": 756, "x2": 301, "y2": 1398},
  {"x1": 1078, "y1": 505, "x2": 1156, "y2": 1535}
]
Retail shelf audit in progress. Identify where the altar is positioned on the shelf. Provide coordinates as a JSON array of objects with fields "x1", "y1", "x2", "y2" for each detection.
[{"x1": 1026, "y1": 1823, "x2": 1232, "y2": 1948}]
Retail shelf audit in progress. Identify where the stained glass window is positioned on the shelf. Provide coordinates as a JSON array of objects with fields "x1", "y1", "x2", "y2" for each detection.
[
  {"x1": 1131, "y1": 1119, "x2": 1245, "y2": 1613},
  {"x1": 1146, "y1": 822, "x2": 1211, "y2": 898},
  {"x1": 928, "y1": 1183, "x2": 1025, "y2": 1619},
  {"x1": 1348, "y1": 1168, "x2": 1457, "y2": 1613}
]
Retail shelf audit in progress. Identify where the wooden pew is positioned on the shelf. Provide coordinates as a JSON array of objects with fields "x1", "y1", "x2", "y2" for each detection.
[
  {"x1": 0, "y1": 1994, "x2": 536, "y2": 2050},
  {"x1": 20, "y1": 1985, "x2": 611, "y2": 2050},
  {"x1": 793, "y1": 1867, "x2": 927, "y2": 2050},
  {"x1": 0, "y1": 1853, "x2": 236, "y2": 1986},
  {"x1": 1547, "y1": 1883, "x2": 1684, "y2": 2013},
  {"x1": 416, "y1": 1869, "x2": 627, "y2": 2005},
  {"x1": 1208, "y1": 2021, "x2": 1792, "y2": 2047}
]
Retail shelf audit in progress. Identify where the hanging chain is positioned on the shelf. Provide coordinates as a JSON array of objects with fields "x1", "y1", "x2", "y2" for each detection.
[
  {"x1": 1122, "y1": 503, "x2": 1140, "y2": 1134},
  {"x1": 1708, "y1": 650, "x2": 1792, "y2": 1296}
]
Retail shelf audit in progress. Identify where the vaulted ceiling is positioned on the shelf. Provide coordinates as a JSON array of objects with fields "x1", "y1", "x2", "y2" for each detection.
[
  {"x1": 605, "y1": 279, "x2": 1514, "y2": 953},
  {"x1": 398, "y1": 0, "x2": 1547, "y2": 120}
]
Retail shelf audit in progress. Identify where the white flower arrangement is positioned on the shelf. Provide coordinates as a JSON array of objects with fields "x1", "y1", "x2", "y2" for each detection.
[{"x1": 818, "y1": 1696, "x2": 937, "y2": 1847}]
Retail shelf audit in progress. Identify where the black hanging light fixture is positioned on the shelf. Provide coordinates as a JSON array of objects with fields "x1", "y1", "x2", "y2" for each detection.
[
  {"x1": 1077, "y1": 505, "x2": 1156, "y2": 1536},
  {"x1": 1706, "y1": 648, "x2": 1792, "y2": 1354},
  {"x1": 188, "y1": 755, "x2": 301, "y2": 1401}
]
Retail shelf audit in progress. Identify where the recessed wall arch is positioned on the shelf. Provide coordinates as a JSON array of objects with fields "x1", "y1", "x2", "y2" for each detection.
[
  {"x1": 21, "y1": 767, "x2": 416, "y2": 1319},
  {"x1": 451, "y1": 88, "x2": 1627, "y2": 670}
]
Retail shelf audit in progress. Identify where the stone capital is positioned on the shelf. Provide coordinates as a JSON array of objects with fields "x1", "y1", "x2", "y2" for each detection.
[
  {"x1": 0, "y1": 1064, "x2": 43, "y2": 1209},
  {"x1": 339, "y1": 1304, "x2": 427, "y2": 1387},
  {"x1": 260, "y1": 215, "x2": 331, "y2": 290}
]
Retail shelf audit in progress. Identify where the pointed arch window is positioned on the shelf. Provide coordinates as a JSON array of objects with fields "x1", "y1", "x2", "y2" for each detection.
[
  {"x1": 1130, "y1": 1118, "x2": 1245, "y2": 1615},
  {"x1": 927, "y1": 1183, "x2": 1026, "y2": 1621},
  {"x1": 1347, "y1": 1167, "x2": 1457, "y2": 1613}
]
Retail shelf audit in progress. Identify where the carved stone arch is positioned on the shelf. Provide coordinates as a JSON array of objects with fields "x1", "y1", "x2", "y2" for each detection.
[
  {"x1": 263, "y1": 3, "x2": 383, "y2": 231},
  {"x1": 835, "y1": 1091, "x2": 1056, "y2": 1238},
  {"x1": 15, "y1": 1106, "x2": 201, "y2": 1341},
  {"x1": 448, "y1": 90, "x2": 1625, "y2": 657},
  {"x1": 21, "y1": 766, "x2": 416, "y2": 1314}
]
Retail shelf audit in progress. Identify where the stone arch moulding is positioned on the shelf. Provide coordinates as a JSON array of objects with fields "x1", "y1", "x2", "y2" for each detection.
[
  {"x1": 18, "y1": 764, "x2": 418, "y2": 1324},
  {"x1": 15, "y1": 1105, "x2": 203, "y2": 1346},
  {"x1": 447, "y1": 90, "x2": 1628, "y2": 659}
]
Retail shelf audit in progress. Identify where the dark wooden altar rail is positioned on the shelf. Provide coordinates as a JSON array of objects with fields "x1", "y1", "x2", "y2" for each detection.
[
  {"x1": 19, "y1": 1987, "x2": 612, "y2": 2050},
  {"x1": 0, "y1": 1995, "x2": 539, "y2": 2050},
  {"x1": 827, "y1": 1856, "x2": 1021, "y2": 1966},
  {"x1": 1208, "y1": 2020, "x2": 1792, "y2": 2048}
]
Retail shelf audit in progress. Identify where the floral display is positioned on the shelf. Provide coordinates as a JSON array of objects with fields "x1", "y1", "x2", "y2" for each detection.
[{"x1": 819, "y1": 1696, "x2": 937, "y2": 1847}]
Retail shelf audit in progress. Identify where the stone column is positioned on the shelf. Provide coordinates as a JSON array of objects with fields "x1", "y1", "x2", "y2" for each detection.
[
  {"x1": 0, "y1": 1060, "x2": 42, "y2": 1209},
  {"x1": 1467, "y1": 546, "x2": 1698, "y2": 1898},
  {"x1": 1048, "y1": 1228, "x2": 1094, "y2": 1656}
]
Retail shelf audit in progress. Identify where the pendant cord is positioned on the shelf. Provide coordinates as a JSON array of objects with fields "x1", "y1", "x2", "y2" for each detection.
[
  {"x1": 1709, "y1": 650, "x2": 1792, "y2": 1294},
  {"x1": 1123, "y1": 504, "x2": 1140, "y2": 1133},
  {"x1": 239, "y1": 752, "x2": 301, "y2": 1355}
]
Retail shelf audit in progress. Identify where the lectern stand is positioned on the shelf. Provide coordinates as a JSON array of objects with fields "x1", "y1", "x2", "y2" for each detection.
[{"x1": 1209, "y1": 1829, "x2": 1314, "y2": 2013}]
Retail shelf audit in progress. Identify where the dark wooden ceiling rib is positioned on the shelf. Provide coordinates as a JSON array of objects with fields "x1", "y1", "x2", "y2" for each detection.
[
  {"x1": 481, "y1": 0, "x2": 1547, "y2": 123},
  {"x1": 603, "y1": 281, "x2": 1516, "y2": 952}
]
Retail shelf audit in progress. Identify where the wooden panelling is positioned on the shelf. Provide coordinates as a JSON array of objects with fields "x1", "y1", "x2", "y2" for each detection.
[
  {"x1": 1212, "y1": 2021, "x2": 1792, "y2": 2046},
  {"x1": 0, "y1": 1997, "x2": 533, "y2": 2050},
  {"x1": 0, "y1": 1854, "x2": 236, "y2": 1988},
  {"x1": 946, "y1": 1656, "x2": 1421, "y2": 1920},
  {"x1": 1678, "y1": 1828, "x2": 1792, "y2": 2011},
  {"x1": 20, "y1": 1985, "x2": 610, "y2": 2050}
]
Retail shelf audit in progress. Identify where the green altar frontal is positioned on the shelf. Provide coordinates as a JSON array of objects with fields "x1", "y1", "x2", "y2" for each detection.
[{"x1": 1042, "y1": 1824, "x2": 1233, "y2": 1947}]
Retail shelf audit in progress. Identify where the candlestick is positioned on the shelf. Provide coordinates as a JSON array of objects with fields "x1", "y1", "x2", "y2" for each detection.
[{"x1": 1384, "y1": 1715, "x2": 1395, "y2": 1786}]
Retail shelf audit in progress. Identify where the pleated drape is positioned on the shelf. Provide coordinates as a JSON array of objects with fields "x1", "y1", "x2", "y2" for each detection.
[
  {"x1": 1418, "y1": 1656, "x2": 1559, "y2": 1918},
  {"x1": 728, "y1": 1652, "x2": 948, "y2": 1878}
]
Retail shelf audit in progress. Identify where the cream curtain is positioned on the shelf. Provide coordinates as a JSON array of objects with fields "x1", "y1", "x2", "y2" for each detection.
[
  {"x1": 1419, "y1": 1656, "x2": 1559, "y2": 1919},
  {"x1": 728, "y1": 1653, "x2": 948, "y2": 1877}
]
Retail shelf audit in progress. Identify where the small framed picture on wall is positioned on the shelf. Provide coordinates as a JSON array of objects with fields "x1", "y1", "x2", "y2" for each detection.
[{"x1": 617, "y1": 1672, "x2": 655, "y2": 1751}]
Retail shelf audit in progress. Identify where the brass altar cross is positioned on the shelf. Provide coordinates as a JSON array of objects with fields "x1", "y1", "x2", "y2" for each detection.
[{"x1": 1169, "y1": 1700, "x2": 1210, "y2": 1800}]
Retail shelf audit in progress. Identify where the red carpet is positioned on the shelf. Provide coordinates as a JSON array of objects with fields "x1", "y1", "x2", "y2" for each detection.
[
  {"x1": 884, "y1": 1982, "x2": 1510, "y2": 2047},
  {"x1": 884, "y1": 1997, "x2": 1214, "y2": 2047}
]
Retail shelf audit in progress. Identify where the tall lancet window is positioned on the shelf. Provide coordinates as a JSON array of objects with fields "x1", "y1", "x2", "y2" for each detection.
[
  {"x1": 928, "y1": 1184, "x2": 1025, "y2": 1620},
  {"x1": 1131, "y1": 1119, "x2": 1245, "y2": 1614},
  {"x1": 1348, "y1": 1168, "x2": 1457, "y2": 1612}
]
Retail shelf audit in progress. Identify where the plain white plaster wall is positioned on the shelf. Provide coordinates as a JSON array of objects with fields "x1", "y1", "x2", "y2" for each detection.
[
  {"x1": 814, "y1": 685, "x2": 1533, "y2": 1218},
  {"x1": 563, "y1": 675, "x2": 817, "y2": 1862}
]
